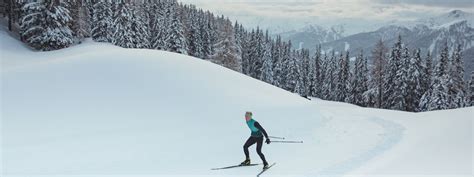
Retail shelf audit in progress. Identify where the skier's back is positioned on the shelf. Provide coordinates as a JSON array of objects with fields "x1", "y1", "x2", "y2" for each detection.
[{"x1": 241, "y1": 111, "x2": 271, "y2": 169}]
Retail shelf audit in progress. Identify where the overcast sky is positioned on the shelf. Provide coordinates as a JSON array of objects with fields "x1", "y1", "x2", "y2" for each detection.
[{"x1": 180, "y1": 0, "x2": 473, "y2": 34}]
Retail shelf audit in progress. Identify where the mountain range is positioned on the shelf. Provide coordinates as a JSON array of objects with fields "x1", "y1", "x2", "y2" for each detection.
[
  {"x1": 280, "y1": 10, "x2": 474, "y2": 78},
  {"x1": 279, "y1": 24, "x2": 345, "y2": 49}
]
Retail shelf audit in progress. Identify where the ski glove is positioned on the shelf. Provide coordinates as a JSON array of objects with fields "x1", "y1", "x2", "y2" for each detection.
[{"x1": 265, "y1": 138, "x2": 271, "y2": 144}]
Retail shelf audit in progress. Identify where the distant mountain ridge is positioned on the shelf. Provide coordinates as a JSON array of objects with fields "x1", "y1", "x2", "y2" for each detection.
[
  {"x1": 284, "y1": 10, "x2": 473, "y2": 79},
  {"x1": 414, "y1": 10, "x2": 473, "y2": 28},
  {"x1": 278, "y1": 24, "x2": 345, "y2": 49}
]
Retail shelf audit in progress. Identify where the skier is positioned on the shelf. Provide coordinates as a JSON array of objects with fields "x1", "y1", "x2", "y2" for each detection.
[{"x1": 240, "y1": 111, "x2": 271, "y2": 169}]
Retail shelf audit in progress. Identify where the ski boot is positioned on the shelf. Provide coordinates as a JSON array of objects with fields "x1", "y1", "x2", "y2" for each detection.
[
  {"x1": 240, "y1": 159, "x2": 251, "y2": 166},
  {"x1": 263, "y1": 161, "x2": 269, "y2": 170}
]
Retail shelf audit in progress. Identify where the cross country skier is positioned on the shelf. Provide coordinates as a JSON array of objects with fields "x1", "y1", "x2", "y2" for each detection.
[{"x1": 240, "y1": 111, "x2": 271, "y2": 169}]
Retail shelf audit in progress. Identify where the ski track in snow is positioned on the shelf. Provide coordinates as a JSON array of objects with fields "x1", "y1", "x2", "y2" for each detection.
[{"x1": 312, "y1": 116, "x2": 405, "y2": 177}]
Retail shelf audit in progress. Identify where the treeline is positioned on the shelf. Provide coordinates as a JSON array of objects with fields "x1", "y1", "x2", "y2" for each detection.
[{"x1": 4, "y1": 0, "x2": 474, "y2": 112}]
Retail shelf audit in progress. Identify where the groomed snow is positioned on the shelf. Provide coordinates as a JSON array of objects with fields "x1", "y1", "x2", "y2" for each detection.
[{"x1": 1, "y1": 29, "x2": 472, "y2": 177}]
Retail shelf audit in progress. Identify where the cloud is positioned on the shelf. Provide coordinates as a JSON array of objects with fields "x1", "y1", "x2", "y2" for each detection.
[
  {"x1": 179, "y1": 0, "x2": 473, "y2": 34},
  {"x1": 184, "y1": 0, "x2": 382, "y2": 19},
  {"x1": 374, "y1": 0, "x2": 474, "y2": 8}
]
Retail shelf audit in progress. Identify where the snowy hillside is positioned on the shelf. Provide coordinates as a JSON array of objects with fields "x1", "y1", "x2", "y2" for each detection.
[{"x1": 1, "y1": 29, "x2": 472, "y2": 177}]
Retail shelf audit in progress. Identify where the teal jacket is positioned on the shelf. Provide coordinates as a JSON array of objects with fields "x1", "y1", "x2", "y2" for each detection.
[{"x1": 246, "y1": 119, "x2": 269, "y2": 138}]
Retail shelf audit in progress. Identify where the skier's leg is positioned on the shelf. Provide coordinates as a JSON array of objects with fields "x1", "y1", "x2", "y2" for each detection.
[
  {"x1": 243, "y1": 137, "x2": 257, "y2": 159},
  {"x1": 256, "y1": 136, "x2": 267, "y2": 164}
]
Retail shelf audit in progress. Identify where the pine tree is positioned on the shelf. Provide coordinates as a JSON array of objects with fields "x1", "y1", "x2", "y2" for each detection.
[
  {"x1": 296, "y1": 50, "x2": 306, "y2": 96},
  {"x1": 419, "y1": 41, "x2": 451, "y2": 111},
  {"x1": 371, "y1": 39, "x2": 387, "y2": 108},
  {"x1": 383, "y1": 35, "x2": 403, "y2": 110},
  {"x1": 284, "y1": 50, "x2": 303, "y2": 94},
  {"x1": 350, "y1": 51, "x2": 369, "y2": 106},
  {"x1": 421, "y1": 51, "x2": 433, "y2": 97},
  {"x1": 151, "y1": 0, "x2": 166, "y2": 50},
  {"x1": 233, "y1": 21, "x2": 242, "y2": 57},
  {"x1": 210, "y1": 19, "x2": 242, "y2": 72},
  {"x1": 307, "y1": 49, "x2": 315, "y2": 97},
  {"x1": 20, "y1": 1, "x2": 46, "y2": 50},
  {"x1": 362, "y1": 87, "x2": 378, "y2": 108},
  {"x1": 322, "y1": 51, "x2": 336, "y2": 100},
  {"x1": 200, "y1": 17, "x2": 213, "y2": 58},
  {"x1": 248, "y1": 28, "x2": 265, "y2": 79},
  {"x1": 188, "y1": 11, "x2": 204, "y2": 58},
  {"x1": 241, "y1": 30, "x2": 252, "y2": 75},
  {"x1": 68, "y1": 0, "x2": 90, "y2": 41},
  {"x1": 208, "y1": 13, "x2": 219, "y2": 55},
  {"x1": 320, "y1": 54, "x2": 327, "y2": 98},
  {"x1": 447, "y1": 44, "x2": 467, "y2": 108},
  {"x1": 279, "y1": 42, "x2": 290, "y2": 90},
  {"x1": 44, "y1": 1, "x2": 74, "y2": 51},
  {"x1": 143, "y1": 1, "x2": 154, "y2": 44},
  {"x1": 20, "y1": 1, "x2": 74, "y2": 51},
  {"x1": 81, "y1": 1, "x2": 93, "y2": 38},
  {"x1": 406, "y1": 49, "x2": 424, "y2": 112},
  {"x1": 112, "y1": 3, "x2": 135, "y2": 48},
  {"x1": 436, "y1": 41, "x2": 450, "y2": 77},
  {"x1": 468, "y1": 71, "x2": 474, "y2": 106},
  {"x1": 335, "y1": 51, "x2": 350, "y2": 102},
  {"x1": 419, "y1": 75, "x2": 450, "y2": 111},
  {"x1": 272, "y1": 36, "x2": 283, "y2": 88},
  {"x1": 311, "y1": 45, "x2": 322, "y2": 98},
  {"x1": 391, "y1": 46, "x2": 410, "y2": 111},
  {"x1": 131, "y1": 4, "x2": 150, "y2": 49},
  {"x1": 255, "y1": 28, "x2": 265, "y2": 78},
  {"x1": 165, "y1": 1, "x2": 187, "y2": 54},
  {"x1": 301, "y1": 49, "x2": 311, "y2": 97},
  {"x1": 282, "y1": 43, "x2": 298, "y2": 92},
  {"x1": 260, "y1": 42, "x2": 274, "y2": 84}
]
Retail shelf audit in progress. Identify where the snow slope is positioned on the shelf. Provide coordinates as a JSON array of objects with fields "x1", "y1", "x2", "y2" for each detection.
[
  {"x1": 1, "y1": 29, "x2": 472, "y2": 177},
  {"x1": 315, "y1": 101, "x2": 473, "y2": 177}
]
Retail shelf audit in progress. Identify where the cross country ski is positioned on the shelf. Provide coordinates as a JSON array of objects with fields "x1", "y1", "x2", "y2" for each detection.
[
  {"x1": 257, "y1": 162, "x2": 276, "y2": 177},
  {"x1": 211, "y1": 163, "x2": 261, "y2": 170}
]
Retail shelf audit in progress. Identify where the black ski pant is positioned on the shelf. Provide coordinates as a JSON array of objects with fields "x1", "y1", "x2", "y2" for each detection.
[{"x1": 243, "y1": 136, "x2": 267, "y2": 163}]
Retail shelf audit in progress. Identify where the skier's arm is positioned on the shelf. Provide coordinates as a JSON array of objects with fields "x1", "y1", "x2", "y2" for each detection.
[{"x1": 254, "y1": 122, "x2": 269, "y2": 139}]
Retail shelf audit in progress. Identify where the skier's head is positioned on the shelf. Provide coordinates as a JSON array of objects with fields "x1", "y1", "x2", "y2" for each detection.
[{"x1": 245, "y1": 111, "x2": 253, "y2": 121}]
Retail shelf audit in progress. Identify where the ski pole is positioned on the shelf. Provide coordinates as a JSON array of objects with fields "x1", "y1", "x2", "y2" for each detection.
[
  {"x1": 271, "y1": 140, "x2": 303, "y2": 143},
  {"x1": 269, "y1": 136, "x2": 285, "y2": 140}
]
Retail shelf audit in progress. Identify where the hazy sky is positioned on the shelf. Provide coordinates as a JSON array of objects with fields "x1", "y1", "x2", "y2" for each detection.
[{"x1": 180, "y1": 0, "x2": 473, "y2": 34}]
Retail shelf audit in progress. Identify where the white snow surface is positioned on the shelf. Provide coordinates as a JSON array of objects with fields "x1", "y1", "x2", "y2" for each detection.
[{"x1": 1, "y1": 29, "x2": 472, "y2": 177}]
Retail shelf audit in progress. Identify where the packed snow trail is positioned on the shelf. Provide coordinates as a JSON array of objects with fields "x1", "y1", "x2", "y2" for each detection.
[
  {"x1": 313, "y1": 117, "x2": 405, "y2": 177},
  {"x1": 312, "y1": 100, "x2": 472, "y2": 177}
]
